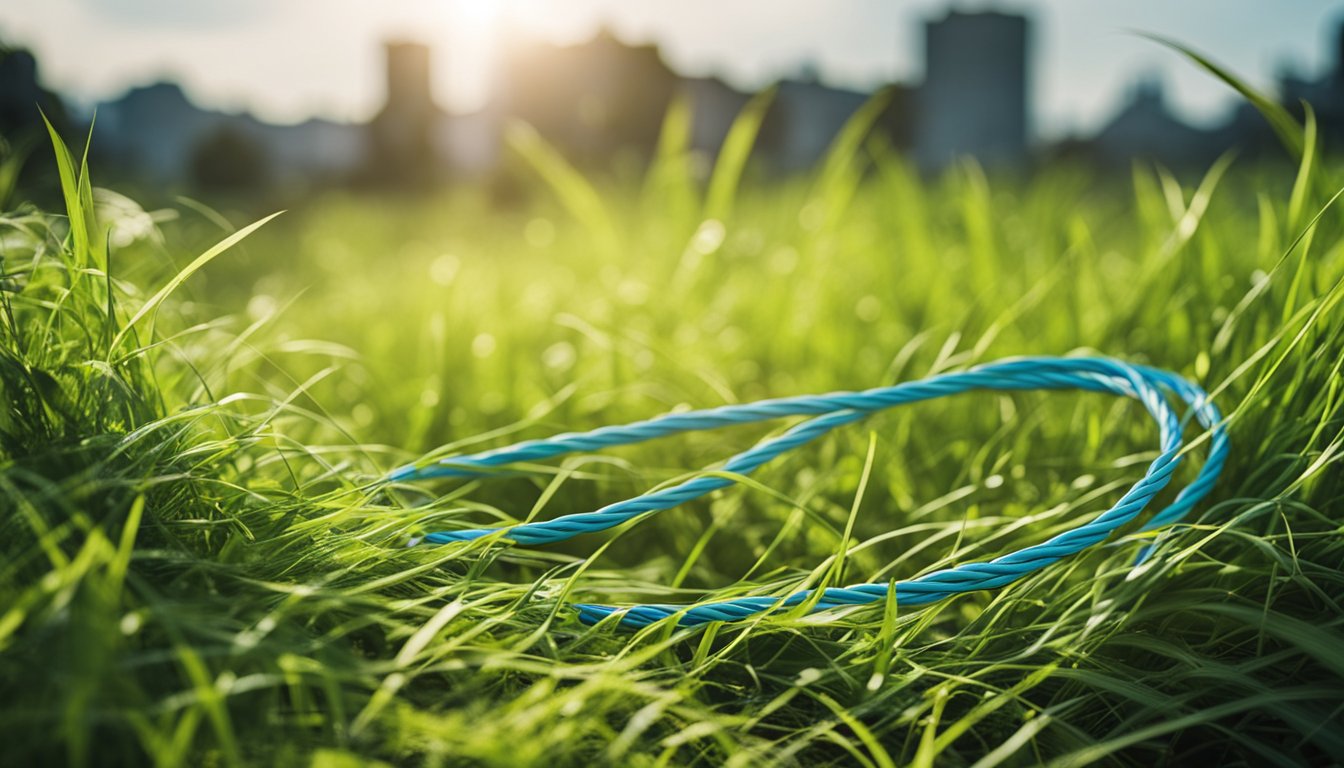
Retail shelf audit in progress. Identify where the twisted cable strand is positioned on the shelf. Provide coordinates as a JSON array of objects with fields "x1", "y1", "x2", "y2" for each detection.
[{"x1": 390, "y1": 356, "x2": 1228, "y2": 629}]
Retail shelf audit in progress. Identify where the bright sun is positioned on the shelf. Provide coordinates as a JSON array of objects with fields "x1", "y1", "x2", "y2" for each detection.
[
  {"x1": 425, "y1": 0, "x2": 511, "y2": 112},
  {"x1": 450, "y1": 0, "x2": 505, "y2": 30}
]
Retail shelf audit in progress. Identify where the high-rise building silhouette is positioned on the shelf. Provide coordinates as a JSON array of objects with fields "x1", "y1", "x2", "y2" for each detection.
[
  {"x1": 59, "y1": 5, "x2": 1344, "y2": 189},
  {"x1": 915, "y1": 10, "x2": 1030, "y2": 171},
  {"x1": 368, "y1": 41, "x2": 441, "y2": 183}
]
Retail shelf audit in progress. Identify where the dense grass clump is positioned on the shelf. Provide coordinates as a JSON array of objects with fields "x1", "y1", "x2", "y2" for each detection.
[{"x1": 2, "y1": 76, "x2": 1343, "y2": 766}]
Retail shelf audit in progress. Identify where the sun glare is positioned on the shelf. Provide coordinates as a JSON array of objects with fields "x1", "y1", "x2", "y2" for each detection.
[
  {"x1": 428, "y1": 0, "x2": 509, "y2": 112},
  {"x1": 450, "y1": 0, "x2": 505, "y2": 30}
]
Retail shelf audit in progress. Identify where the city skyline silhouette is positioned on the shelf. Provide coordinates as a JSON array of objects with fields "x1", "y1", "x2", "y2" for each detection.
[{"x1": 3, "y1": 0, "x2": 1341, "y2": 137}]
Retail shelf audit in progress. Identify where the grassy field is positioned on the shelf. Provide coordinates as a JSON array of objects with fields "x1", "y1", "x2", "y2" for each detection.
[{"x1": 1, "y1": 71, "x2": 1342, "y2": 766}]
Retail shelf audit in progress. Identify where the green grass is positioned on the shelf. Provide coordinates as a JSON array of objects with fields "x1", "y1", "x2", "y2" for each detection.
[{"x1": 2, "y1": 61, "x2": 1343, "y2": 766}]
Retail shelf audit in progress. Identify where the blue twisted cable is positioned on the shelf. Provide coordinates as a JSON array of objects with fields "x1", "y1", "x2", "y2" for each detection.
[{"x1": 389, "y1": 356, "x2": 1228, "y2": 629}]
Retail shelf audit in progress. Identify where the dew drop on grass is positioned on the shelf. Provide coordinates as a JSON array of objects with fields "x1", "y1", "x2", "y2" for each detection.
[
  {"x1": 855, "y1": 295, "x2": 882, "y2": 322},
  {"x1": 795, "y1": 667, "x2": 822, "y2": 686},
  {"x1": 430, "y1": 254, "x2": 460, "y2": 286},
  {"x1": 691, "y1": 219, "x2": 726, "y2": 254},
  {"x1": 617, "y1": 279, "x2": 649, "y2": 305},
  {"x1": 246, "y1": 294, "x2": 277, "y2": 320},
  {"x1": 542, "y1": 341, "x2": 576, "y2": 371},
  {"x1": 119, "y1": 612, "x2": 142, "y2": 636},
  {"x1": 472, "y1": 332, "x2": 497, "y2": 358},
  {"x1": 352, "y1": 404, "x2": 374, "y2": 427}
]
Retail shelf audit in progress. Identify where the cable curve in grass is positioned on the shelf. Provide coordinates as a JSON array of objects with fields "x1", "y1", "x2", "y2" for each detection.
[{"x1": 388, "y1": 356, "x2": 1228, "y2": 629}]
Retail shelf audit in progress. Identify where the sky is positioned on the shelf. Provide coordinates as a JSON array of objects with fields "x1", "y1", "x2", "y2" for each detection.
[{"x1": 1, "y1": 0, "x2": 1341, "y2": 140}]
